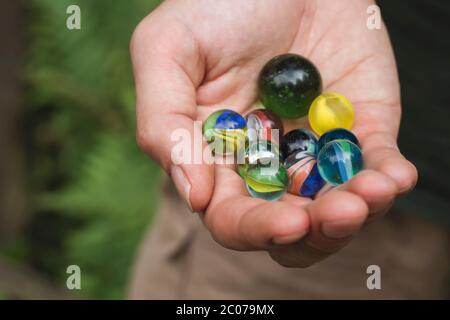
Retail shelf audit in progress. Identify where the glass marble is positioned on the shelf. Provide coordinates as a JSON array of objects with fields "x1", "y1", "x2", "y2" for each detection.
[
  {"x1": 280, "y1": 128, "x2": 318, "y2": 160},
  {"x1": 245, "y1": 163, "x2": 289, "y2": 201},
  {"x1": 284, "y1": 151, "x2": 325, "y2": 197},
  {"x1": 317, "y1": 128, "x2": 360, "y2": 150},
  {"x1": 317, "y1": 139, "x2": 363, "y2": 186},
  {"x1": 203, "y1": 109, "x2": 246, "y2": 155},
  {"x1": 246, "y1": 109, "x2": 284, "y2": 145},
  {"x1": 308, "y1": 92, "x2": 355, "y2": 135},
  {"x1": 258, "y1": 54, "x2": 322, "y2": 119},
  {"x1": 237, "y1": 140, "x2": 287, "y2": 201},
  {"x1": 237, "y1": 140, "x2": 281, "y2": 179}
]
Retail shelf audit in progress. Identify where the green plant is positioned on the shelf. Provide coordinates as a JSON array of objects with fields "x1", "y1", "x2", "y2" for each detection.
[{"x1": 22, "y1": 0, "x2": 162, "y2": 298}]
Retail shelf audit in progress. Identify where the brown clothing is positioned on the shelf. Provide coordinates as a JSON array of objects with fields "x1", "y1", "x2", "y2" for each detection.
[{"x1": 128, "y1": 181, "x2": 449, "y2": 299}]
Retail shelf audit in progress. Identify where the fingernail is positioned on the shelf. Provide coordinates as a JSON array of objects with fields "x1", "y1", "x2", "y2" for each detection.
[
  {"x1": 272, "y1": 232, "x2": 307, "y2": 245},
  {"x1": 170, "y1": 165, "x2": 193, "y2": 212},
  {"x1": 321, "y1": 220, "x2": 362, "y2": 239}
]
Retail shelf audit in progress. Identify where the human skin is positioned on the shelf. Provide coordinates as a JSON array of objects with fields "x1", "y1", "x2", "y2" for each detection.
[{"x1": 131, "y1": 0, "x2": 418, "y2": 267}]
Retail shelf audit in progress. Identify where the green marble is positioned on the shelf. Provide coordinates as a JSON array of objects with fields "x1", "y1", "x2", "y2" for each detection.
[
  {"x1": 258, "y1": 53, "x2": 322, "y2": 119},
  {"x1": 237, "y1": 141, "x2": 288, "y2": 201},
  {"x1": 245, "y1": 163, "x2": 289, "y2": 201},
  {"x1": 237, "y1": 140, "x2": 281, "y2": 178}
]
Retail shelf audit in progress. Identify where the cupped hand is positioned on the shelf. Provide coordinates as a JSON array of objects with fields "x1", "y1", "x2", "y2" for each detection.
[{"x1": 131, "y1": 0, "x2": 418, "y2": 267}]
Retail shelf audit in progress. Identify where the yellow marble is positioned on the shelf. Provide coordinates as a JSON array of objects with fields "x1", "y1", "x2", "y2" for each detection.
[{"x1": 308, "y1": 92, "x2": 354, "y2": 135}]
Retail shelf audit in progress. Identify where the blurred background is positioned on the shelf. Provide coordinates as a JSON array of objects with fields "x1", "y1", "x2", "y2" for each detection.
[
  {"x1": 1, "y1": 0, "x2": 162, "y2": 299},
  {"x1": 0, "y1": 0, "x2": 448, "y2": 299}
]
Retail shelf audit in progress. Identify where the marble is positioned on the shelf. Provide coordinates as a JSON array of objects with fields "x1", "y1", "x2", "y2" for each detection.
[
  {"x1": 317, "y1": 139, "x2": 363, "y2": 185},
  {"x1": 258, "y1": 53, "x2": 322, "y2": 119},
  {"x1": 203, "y1": 109, "x2": 246, "y2": 155},
  {"x1": 280, "y1": 128, "x2": 318, "y2": 160},
  {"x1": 246, "y1": 109, "x2": 284, "y2": 145},
  {"x1": 308, "y1": 92, "x2": 355, "y2": 135},
  {"x1": 237, "y1": 140, "x2": 288, "y2": 201},
  {"x1": 317, "y1": 128, "x2": 360, "y2": 150},
  {"x1": 284, "y1": 151, "x2": 325, "y2": 197}
]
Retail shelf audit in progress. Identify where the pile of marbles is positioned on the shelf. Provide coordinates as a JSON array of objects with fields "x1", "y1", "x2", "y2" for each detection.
[{"x1": 203, "y1": 54, "x2": 363, "y2": 201}]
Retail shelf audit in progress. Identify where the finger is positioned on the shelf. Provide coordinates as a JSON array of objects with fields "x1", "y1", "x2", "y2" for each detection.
[
  {"x1": 270, "y1": 190, "x2": 368, "y2": 268},
  {"x1": 339, "y1": 169, "x2": 396, "y2": 219},
  {"x1": 131, "y1": 16, "x2": 213, "y2": 212},
  {"x1": 279, "y1": 193, "x2": 313, "y2": 208},
  {"x1": 306, "y1": 189, "x2": 368, "y2": 247},
  {"x1": 204, "y1": 166, "x2": 310, "y2": 250},
  {"x1": 362, "y1": 132, "x2": 418, "y2": 194},
  {"x1": 318, "y1": 131, "x2": 415, "y2": 221}
]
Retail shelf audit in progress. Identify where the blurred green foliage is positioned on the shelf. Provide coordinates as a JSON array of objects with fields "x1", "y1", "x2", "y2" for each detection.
[{"x1": 21, "y1": 0, "x2": 162, "y2": 298}]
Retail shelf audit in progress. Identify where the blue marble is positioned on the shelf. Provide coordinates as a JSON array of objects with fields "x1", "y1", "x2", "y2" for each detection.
[
  {"x1": 215, "y1": 109, "x2": 246, "y2": 129},
  {"x1": 317, "y1": 128, "x2": 360, "y2": 150},
  {"x1": 317, "y1": 139, "x2": 363, "y2": 185}
]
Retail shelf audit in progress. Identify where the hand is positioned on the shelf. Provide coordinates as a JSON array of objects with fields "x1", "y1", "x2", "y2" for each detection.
[{"x1": 131, "y1": 0, "x2": 418, "y2": 267}]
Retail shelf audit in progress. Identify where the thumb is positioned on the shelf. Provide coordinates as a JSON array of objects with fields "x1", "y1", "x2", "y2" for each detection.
[{"x1": 131, "y1": 17, "x2": 213, "y2": 212}]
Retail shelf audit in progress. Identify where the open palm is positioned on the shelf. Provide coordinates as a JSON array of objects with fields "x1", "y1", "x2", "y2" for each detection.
[{"x1": 131, "y1": 0, "x2": 417, "y2": 267}]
